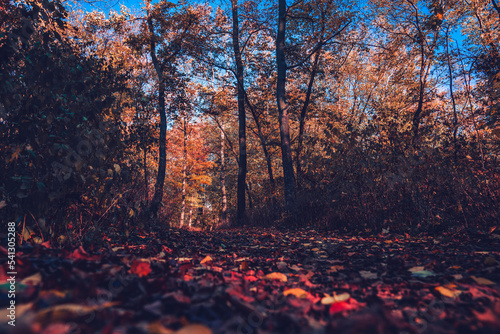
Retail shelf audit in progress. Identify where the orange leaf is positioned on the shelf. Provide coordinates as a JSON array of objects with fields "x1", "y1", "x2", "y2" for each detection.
[
  {"x1": 263, "y1": 272, "x2": 287, "y2": 282},
  {"x1": 200, "y1": 255, "x2": 213, "y2": 264},
  {"x1": 283, "y1": 288, "x2": 308, "y2": 298}
]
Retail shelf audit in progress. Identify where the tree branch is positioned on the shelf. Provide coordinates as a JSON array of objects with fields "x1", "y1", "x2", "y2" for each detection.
[{"x1": 287, "y1": 20, "x2": 351, "y2": 70}]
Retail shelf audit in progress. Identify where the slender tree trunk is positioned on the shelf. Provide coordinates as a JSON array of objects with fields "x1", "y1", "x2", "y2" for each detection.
[
  {"x1": 188, "y1": 207, "x2": 193, "y2": 228},
  {"x1": 412, "y1": 33, "x2": 427, "y2": 145},
  {"x1": 244, "y1": 93, "x2": 275, "y2": 188},
  {"x1": 179, "y1": 116, "x2": 188, "y2": 227},
  {"x1": 231, "y1": 0, "x2": 247, "y2": 221},
  {"x1": 492, "y1": 0, "x2": 500, "y2": 19},
  {"x1": 143, "y1": 145, "x2": 148, "y2": 202},
  {"x1": 211, "y1": 115, "x2": 254, "y2": 213},
  {"x1": 220, "y1": 127, "x2": 227, "y2": 224},
  {"x1": 410, "y1": 4, "x2": 440, "y2": 146},
  {"x1": 296, "y1": 51, "x2": 320, "y2": 188},
  {"x1": 445, "y1": 27, "x2": 458, "y2": 159},
  {"x1": 147, "y1": 4, "x2": 167, "y2": 217},
  {"x1": 276, "y1": 0, "x2": 296, "y2": 212},
  {"x1": 149, "y1": 82, "x2": 167, "y2": 216}
]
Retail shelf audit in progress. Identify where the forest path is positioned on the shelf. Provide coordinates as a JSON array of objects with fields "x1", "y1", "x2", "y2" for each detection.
[{"x1": 2, "y1": 227, "x2": 500, "y2": 333}]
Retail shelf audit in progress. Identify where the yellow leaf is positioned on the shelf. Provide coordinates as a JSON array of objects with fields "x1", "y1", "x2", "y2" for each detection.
[
  {"x1": 263, "y1": 272, "x2": 288, "y2": 282},
  {"x1": 435, "y1": 286, "x2": 461, "y2": 298},
  {"x1": 200, "y1": 256, "x2": 213, "y2": 264},
  {"x1": 283, "y1": 288, "x2": 308, "y2": 298},
  {"x1": 321, "y1": 292, "x2": 350, "y2": 305},
  {"x1": 471, "y1": 276, "x2": 495, "y2": 285}
]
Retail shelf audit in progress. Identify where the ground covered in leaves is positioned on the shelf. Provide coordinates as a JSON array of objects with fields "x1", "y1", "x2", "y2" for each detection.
[{"x1": 2, "y1": 227, "x2": 500, "y2": 334}]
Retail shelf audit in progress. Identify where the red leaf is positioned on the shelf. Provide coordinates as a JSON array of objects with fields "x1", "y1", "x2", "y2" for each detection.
[
  {"x1": 329, "y1": 299, "x2": 358, "y2": 315},
  {"x1": 162, "y1": 245, "x2": 173, "y2": 254},
  {"x1": 129, "y1": 260, "x2": 152, "y2": 277},
  {"x1": 68, "y1": 246, "x2": 99, "y2": 261}
]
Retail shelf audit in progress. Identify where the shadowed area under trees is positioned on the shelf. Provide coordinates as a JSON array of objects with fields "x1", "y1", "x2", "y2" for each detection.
[{"x1": 1, "y1": 0, "x2": 500, "y2": 333}]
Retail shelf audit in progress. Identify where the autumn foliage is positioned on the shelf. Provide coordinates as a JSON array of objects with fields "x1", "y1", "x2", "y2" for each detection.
[{"x1": 0, "y1": 0, "x2": 499, "y2": 244}]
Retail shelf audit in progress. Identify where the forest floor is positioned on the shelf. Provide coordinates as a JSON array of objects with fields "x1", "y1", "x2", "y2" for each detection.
[{"x1": 1, "y1": 227, "x2": 500, "y2": 334}]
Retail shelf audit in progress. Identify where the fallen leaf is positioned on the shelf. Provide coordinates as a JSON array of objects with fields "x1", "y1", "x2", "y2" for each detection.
[
  {"x1": 36, "y1": 302, "x2": 118, "y2": 325},
  {"x1": 409, "y1": 268, "x2": 435, "y2": 278},
  {"x1": 21, "y1": 272, "x2": 42, "y2": 286},
  {"x1": 435, "y1": 286, "x2": 461, "y2": 298},
  {"x1": 129, "y1": 260, "x2": 152, "y2": 277},
  {"x1": 200, "y1": 256, "x2": 213, "y2": 264},
  {"x1": 176, "y1": 324, "x2": 212, "y2": 334},
  {"x1": 359, "y1": 270, "x2": 378, "y2": 279},
  {"x1": 148, "y1": 321, "x2": 175, "y2": 334},
  {"x1": 321, "y1": 292, "x2": 350, "y2": 305},
  {"x1": 328, "y1": 265, "x2": 344, "y2": 273},
  {"x1": 329, "y1": 300, "x2": 357, "y2": 315},
  {"x1": 471, "y1": 276, "x2": 495, "y2": 285},
  {"x1": 263, "y1": 272, "x2": 287, "y2": 282},
  {"x1": 283, "y1": 288, "x2": 308, "y2": 298},
  {"x1": 484, "y1": 256, "x2": 498, "y2": 266}
]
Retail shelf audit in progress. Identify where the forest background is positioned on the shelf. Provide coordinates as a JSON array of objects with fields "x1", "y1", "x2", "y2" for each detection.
[{"x1": 1, "y1": 0, "x2": 499, "y2": 246}]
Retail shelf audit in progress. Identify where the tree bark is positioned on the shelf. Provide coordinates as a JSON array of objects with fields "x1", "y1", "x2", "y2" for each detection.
[
  {"x1": 143, "y1": 145, "x2": 148, "y2": 202},
  {"x1": 296, "y1": 50, "x2": 320, "y2": 189},
  {"x1": 445, "y1": 27, "x2": 458, "y2": 160},
  {"x1": 220, "y1": 126, "x2": 227, "y2": 224},
  {"x1": 276, "y1": 0, "x2": 296, "y2": 212},
  {"x1": 232, "y1": 0, "x2": 247, "y2": 221},
  {"x1": 146, "y1": 3, "x2": 167, "y2": 217},
  {"x1": 244, "y1": 93, "x2": 275, "y2": 189},
  {"x1": 179, "y1": 116, "x2": 188, "y2": 227}
]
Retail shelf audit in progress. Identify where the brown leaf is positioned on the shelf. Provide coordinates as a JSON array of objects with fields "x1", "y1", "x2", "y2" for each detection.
[{"x1": 471, "y1": 276, "x2": 495, "y2": 285}]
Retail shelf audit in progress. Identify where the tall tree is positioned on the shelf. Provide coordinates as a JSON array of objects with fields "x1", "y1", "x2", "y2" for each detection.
[
  {"x1": 276, "y1": 0, "x2": 296, "y2": 211},
  {"x1": 145, "y1": 0, "x2": 167, "y2": 217},
  {"x1": 231, "y1": 0, "x2": 248, "y2": 221}
]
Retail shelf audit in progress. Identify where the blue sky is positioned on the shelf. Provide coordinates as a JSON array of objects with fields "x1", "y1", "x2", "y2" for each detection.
[{"x1": 74, "y1": 0, "x2": 145, "y2": 15}]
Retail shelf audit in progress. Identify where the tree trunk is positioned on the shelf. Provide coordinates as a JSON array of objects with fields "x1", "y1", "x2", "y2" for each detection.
[
  {"x1": 296, "y1": 50, "x2": 320, "y2": 189},
  {"x1": 276, "y1": 0, "x2": 296, "y2": 212},
  {"x1": 143, "y1": 145, "x2": 149, "y2": 202},
  {"x1": 445, "y1": 27, "x2": 458, "y2": 160},
  {"x1": 149, "y1": 81, "x2": 166, "y2": 216},
  {"x1": 220, "y1": 126, "x2": 227, "y2": 224},
  {"x1": 232, "y1": 0, "x2": 247, "y2": 221},
  {"x1": 188, "y1": 207, "x2": 193, "y2": 228},
  {"x1": 179, "y1": 116, "x2": 188, "y2": 227},
  {"x1": 147, "y1": 4, "x2": 167, "y2": 217},
  {"x1": 244, "y1": 92, "x2": 275, "y2": 189}
]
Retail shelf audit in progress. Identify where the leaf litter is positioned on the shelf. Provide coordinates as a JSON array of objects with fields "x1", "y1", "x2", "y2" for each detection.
[{"x1": 1, "y1": 227, "x2": 500, "y2": 333}]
